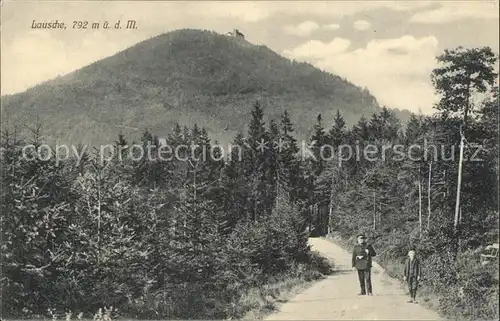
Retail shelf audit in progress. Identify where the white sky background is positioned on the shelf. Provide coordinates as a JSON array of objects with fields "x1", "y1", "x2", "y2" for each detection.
[{"x1": 1, "y1": 1, "x2": 499, "y2": 114}]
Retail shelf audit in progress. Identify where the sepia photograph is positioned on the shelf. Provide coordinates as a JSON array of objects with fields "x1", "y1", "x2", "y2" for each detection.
[{"x1": 1, "y1": 0, "x2": 499, "y2": 320}]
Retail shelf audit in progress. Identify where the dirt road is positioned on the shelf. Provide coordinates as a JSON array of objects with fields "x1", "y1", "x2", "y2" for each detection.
[{"x1": 265, "y1": 237, "x2": 442, "y2": 320}]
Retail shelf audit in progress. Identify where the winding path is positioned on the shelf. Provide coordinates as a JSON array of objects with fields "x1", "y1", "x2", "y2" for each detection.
[{"x1": 265, "y1": 237, "x2": 442, "y2": 320}]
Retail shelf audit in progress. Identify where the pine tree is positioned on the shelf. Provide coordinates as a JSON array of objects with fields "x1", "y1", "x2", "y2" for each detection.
[
  {"x1": 171, "y1": 183, "x2": 227, "y2": 287},
  {"x1": 245, "y1": 101, "x2": 272, "y2": 220},
  {"x1": 247, "y1": 101, "x2": 266, "y2": 147},
  {"x1": 368, "y1": 107, "x2": 400, "y2": 143},
  {"x1": 134, "y1": 129, "x2": 167, "y2": 188},
  {"x1": 182, "y1": 125, "x2": 191, "y2": 145},
  {"x1": 404, "y1": 114, "x2": 424, "y2": 144},
  {"x1": 279, "y1": 110, "x2": 300, "y2": 202},
  {"x1": 431, "y1": 46, "x2": 497, "y2": 130},
  {"x1": 114, "y1": 132, "x2": 129, "y2": 162},
  {"x1": 310, "y1": 114, "x2": 327, "y2": 176},
  {"x1": 351, "y1": 116, "x2": 370, "y2": 142},
  {"x1": 168, "y1": 123, "x2": 184, "y2": 148},
  {"x1": 268, "y1": 119, "x2": 280, "y2": 206},
  {"x1": 220, "y1": 132, "x2": 251, "y2": 225},
  {"x1": 328, "y1": 110, "x2": 347, "y2": 148}
]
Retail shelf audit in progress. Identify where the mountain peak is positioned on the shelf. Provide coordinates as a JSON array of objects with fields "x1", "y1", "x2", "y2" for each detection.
[{"x1": 1, "y1": 28, "x2": 402, "y2": 146}]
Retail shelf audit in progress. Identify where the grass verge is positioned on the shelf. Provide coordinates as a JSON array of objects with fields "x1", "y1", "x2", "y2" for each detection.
[{"x1": 239, "y1": 251, "x2": 334, "y2": 320}]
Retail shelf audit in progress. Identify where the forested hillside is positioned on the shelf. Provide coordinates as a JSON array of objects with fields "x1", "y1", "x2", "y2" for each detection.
[
  {"x1": 1, "y1": 45, "x2": 498, "y2": 320},
  {"x1": 1, "y1": 29, "x2": 411, "y2": 146}
]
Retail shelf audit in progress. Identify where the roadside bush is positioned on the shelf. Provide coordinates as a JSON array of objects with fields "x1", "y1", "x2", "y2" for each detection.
[
  {"x1": 307, "y1": 250, "x2": 334, "y2": 276},
  {"x1": 436, "y1": 251, "x2": 499, "y2": 320}
]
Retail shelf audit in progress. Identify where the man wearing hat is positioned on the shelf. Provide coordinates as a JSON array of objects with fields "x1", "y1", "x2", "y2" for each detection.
[
  {"x1": 352, "y1": 234, "x2": 376, "y2": 295},
  {"x1": 403, "y1": 249, "x2": 421, "y2": 303}
]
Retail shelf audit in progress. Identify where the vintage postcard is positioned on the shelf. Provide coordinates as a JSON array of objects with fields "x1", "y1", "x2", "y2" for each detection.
[{"x1": 1, "y1": 1, "x2": 499, "y2": 320}]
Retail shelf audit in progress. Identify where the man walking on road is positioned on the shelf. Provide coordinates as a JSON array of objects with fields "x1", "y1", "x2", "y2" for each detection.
[{"x1": 352, "y1": 234, "x2": 376, "y2": 295}]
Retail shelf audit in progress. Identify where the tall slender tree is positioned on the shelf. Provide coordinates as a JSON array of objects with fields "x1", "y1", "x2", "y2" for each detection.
[{"x1": 431, "y1": 46, "x2": 497, "y2": 130}]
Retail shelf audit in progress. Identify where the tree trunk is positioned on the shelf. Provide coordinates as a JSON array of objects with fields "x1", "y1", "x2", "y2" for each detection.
[
  {"x1": 454, "y1": 130, "x2": 465, "y2": 230},
  {"x1": 456, "y1": 80, "x2": 469, "y2": 253},
  {"x1": 309, "y1": 204, "x2": 312, "y2": 232},
  {"x1": 418, "y1": 176, "x2": 422, "y2": 238},
  {"x1": 328, "y1": 165, "x2": 340, "y2": 236},
  {"x1": 443, "y1": 169, "x2": 448, "y2": 201},
  {"x1": 328, "y1": 205, "x2": 332, "y2": 235},
  {"x1": 463, "y1": 79, "x2": 471, "y2": 131},
  {"x1": 253, "y1": 199, "x2": 256, "y2": 222},
  {"x1": 97, "y1": 171, "x2": 102, "y2": 265},
  {"x1": 373, "y1": 191, "x2": 376, "y2": 231},
  {"x1": 315, "y1": 204, "x2": 319, "y2": 234},
  {"x1": 427, "y1": 161, "x2": 432, "y2": 229},
  {"x1": 276, "y1": 171, "x2": 280, "y2": 209}
]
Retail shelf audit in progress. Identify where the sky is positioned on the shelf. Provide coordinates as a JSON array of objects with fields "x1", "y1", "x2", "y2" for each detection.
[{"x1": 1, "y1": 0, "x2": 499, "y2": 114}]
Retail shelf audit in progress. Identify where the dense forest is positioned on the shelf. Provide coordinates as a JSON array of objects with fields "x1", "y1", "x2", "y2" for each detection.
[{"x1": 1, "y1": 46, "x2": 498, "y2": 320}]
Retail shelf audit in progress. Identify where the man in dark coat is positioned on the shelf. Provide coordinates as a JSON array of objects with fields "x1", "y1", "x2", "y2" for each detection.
[
  {"x1": 403, "y1": 250, "x2": 421, "y2": 303},
  {"x1": 352, "y1": 234, "x2": 376, "y2": 295}
]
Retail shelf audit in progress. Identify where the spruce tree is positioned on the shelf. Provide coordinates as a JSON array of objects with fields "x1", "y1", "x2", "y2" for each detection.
[
  {"x1": 328, "y1": 110, "x2": 347, "y2": 148},
  {"x1": 310, "y1": 113, "x2": 327, "y2": 176},
  {"x1": 245, "y1": 101, "x2": 272, "y2": 220}
]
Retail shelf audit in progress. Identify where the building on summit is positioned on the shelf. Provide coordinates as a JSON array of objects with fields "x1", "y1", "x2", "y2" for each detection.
[{"x1": 225, "y1": 29, "x2": 244, "y2": 39}]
